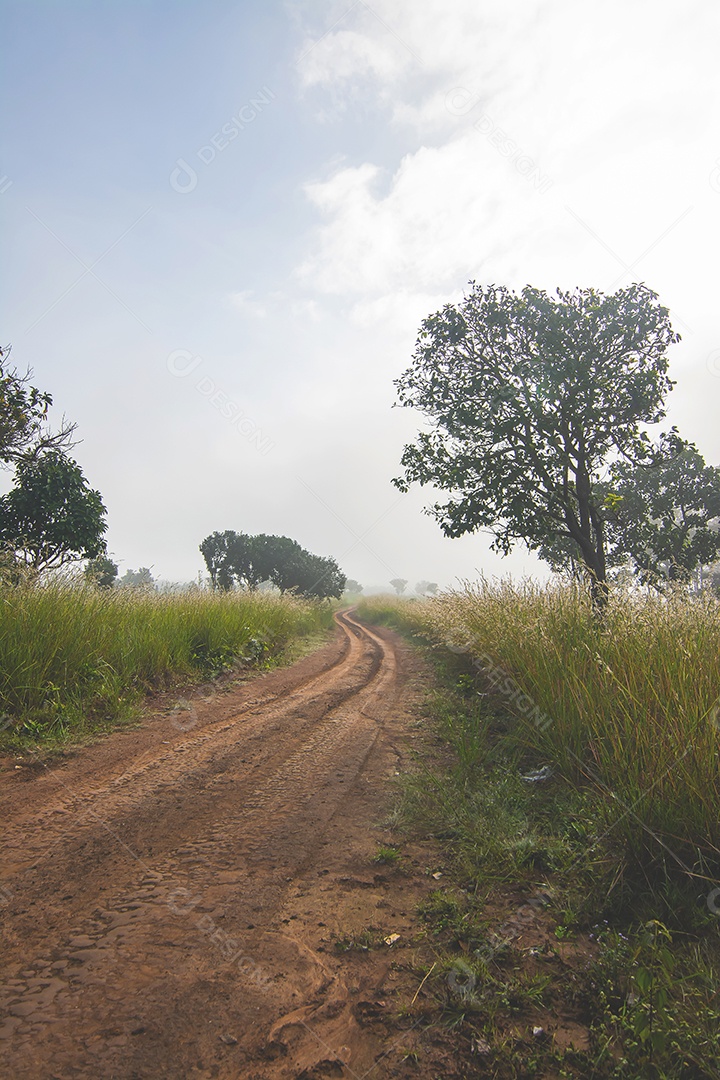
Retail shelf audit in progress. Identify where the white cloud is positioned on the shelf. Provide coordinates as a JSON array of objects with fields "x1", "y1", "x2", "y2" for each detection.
[
  {"x1": 294, "y1": 0, "x2": 720, "y2": 325},
  {"x1": 298, "y1": 136, "x2": 551, "y2": 295},
  {"x1": 228, "y1": 290, "x2": 268, "y2": 317},
  {"x1": 282, "y1": 0, "x2": 720, "y2": 587}
]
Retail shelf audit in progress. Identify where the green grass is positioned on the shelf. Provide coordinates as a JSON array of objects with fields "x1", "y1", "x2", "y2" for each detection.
[
  {"x1": 0, "y1": 583, "x2": 334, "y2": 750},
  {"x1": 358, "y1": 584, "x2": 720, "y2": 876},
  {"x1": 358, "y1": 586, "x2": 720, "y2": 1078}
]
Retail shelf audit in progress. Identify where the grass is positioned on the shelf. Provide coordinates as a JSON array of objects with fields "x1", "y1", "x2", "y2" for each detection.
[
  {"x1": 373, "y1": 843, "x2": 404, "y2": 866},
  {"x1": 0, "y1": 583, "x2": 334, "y2": 751},
  {"x1": 358, "y1": 584, "x2": 720, "y2": 1078},
  {"x1": 359, "y1": 583, "x2": 720, "y2": 877}
]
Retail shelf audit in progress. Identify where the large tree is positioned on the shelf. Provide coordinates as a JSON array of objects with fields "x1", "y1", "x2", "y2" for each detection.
[
  {"x1": 0, "y1": 451, "x2": 107, "y2": 572},
  {"x1": 393, "y1": 283, "x2": 679, "y2": 607},
  {"x1": 0, "y1": 344, "x2": 76, "y2": 466}
]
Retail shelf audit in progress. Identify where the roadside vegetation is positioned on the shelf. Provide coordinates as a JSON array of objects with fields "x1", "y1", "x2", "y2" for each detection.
[
  {"x1": 358, "y1": 586, "x2": 720, "y2": 1078},
  {"x1": 0, "y1": 584, "x2": 333, "y2": 752}
]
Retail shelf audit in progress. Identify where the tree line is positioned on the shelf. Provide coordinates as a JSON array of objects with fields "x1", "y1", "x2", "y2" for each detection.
[
  {"x1": 0, "y1": 345, "x2": 347, "y2": 598},
  {"x1": 199, "y1": 530, "x2": 346, "y2": 599}
]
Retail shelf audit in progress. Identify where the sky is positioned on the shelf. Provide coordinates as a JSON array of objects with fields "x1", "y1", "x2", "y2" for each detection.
[{"x1": 2, "y1": 0, "x2": 719, "y2": 590}]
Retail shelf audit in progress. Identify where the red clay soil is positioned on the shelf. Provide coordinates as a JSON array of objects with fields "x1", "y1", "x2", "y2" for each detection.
[{"x1": 0, "y1": 610, "x2": 468, "y2": 1079}]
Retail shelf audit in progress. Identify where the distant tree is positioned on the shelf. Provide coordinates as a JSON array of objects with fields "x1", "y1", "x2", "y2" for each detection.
[
  {"x1": 0, "y1": 344, "x2": 76, "y2": 467},
  {"x1": 118, "y1": 566, "x2": 155, "y2": 589},
  {"x1": 199, "y1": 530, "x2": 346, "y2": 598},
  {"x1": 249, "y1": 534, "x2": 304, "y2": 589},
  {"x1": 394, "y1": 283, "x2": 679, "y2": 610},
  {"x1": 0, "y1": 451, "x2": 106, "y2": 572},
  {"x1": 200, "y1": 530, "x2": 247, "y2": 590},
  {"x1": 344, "y1": 579, "x2": 364, "y2": 594},
  {"x1": 415, "y1": 580, "x2": 439, "y2": 596},
  {"x1": 390, "y1": 578, "x2": 408, "y2": 595},
  {"x1": 278, "y1": 551, "x2": 345, "y2": 599},
  {"x1": 85, "y1": 554, "x2": 118, "y2": 589}
]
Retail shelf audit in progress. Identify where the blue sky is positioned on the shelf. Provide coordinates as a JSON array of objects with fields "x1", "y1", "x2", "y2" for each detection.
[{"x1": 2, "y1": 1, "x2": 719, "y2": 588}]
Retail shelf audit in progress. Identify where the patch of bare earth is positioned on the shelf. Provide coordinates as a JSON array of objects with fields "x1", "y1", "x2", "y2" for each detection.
[
  {"x1": 1, "y1": 610, "x2": 597, "y2": 1079},
  {"x1": 0, "y1": 611, "x2": 460, "y2": 1078}
]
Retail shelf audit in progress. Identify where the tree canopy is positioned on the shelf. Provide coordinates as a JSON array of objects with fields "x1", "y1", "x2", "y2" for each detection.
[
  {"x1": 0, "y1": 344, "x2": 76, "y2": 466},
  {"x1": 85, "y1": 555, "x2": 118, "y2": 589},
  {"x1": 416, "y1": 580, "x2": 439, "y2": 595},
  {"x1": 394, "y1": 283, "x2": 682, "y2": 605},
  {"x1": 118, "y1": 566, "x2": 155, "y2": 590},
  {"x1": 0, "y1": 451, "x2": 107, "y2": 572},
  {"x1": 606, "y1": 434, "x2": 720, "y2": 585},
  {"x1": 199, "y1": 531, "x2": 346, "y2": 599}
]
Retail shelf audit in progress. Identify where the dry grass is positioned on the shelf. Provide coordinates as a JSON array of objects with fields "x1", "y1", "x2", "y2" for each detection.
[
  {"x1": 0, "y1": 583, "x2": 333, "y2": 745},
  {"x1": 359, "y1": 582, "x2": 720, "y2": 869}
]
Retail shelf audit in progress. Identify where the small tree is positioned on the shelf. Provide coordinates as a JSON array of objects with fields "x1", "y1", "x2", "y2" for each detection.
[
  {"x1": 344, "y1": 579, "x2": 364, "y2": 594},
  {"x1": 390, "y1": 578, "x2": 408, "y2": 595},
  {"x1": 85, "y1": 555, "x2": 118, "y2": 589},
  {"x1": 540, "y1": 435, "x2": 720, "y2": 588},
  {"x1": 394, "y1": 283, "x2": 679, "y2": 610},
  {"x1": 0, "y1": 451, "x2": 107, "y2": 572},
  {"x1": 249, "y1": 534, "x2": 305, "y2": 589}
]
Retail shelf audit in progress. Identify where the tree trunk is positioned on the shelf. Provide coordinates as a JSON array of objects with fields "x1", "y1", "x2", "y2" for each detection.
[
  {"x1": 574, "y1": 455, "x2": 609, "y2": 617},
  {"x1": 588, "y1": 570, "x2": 609, "y2": 614}
]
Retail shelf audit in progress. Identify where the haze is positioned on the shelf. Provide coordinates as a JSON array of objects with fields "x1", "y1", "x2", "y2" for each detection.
[{"x1": 2, "y1": 0, "x2": 718, "y2": 589}]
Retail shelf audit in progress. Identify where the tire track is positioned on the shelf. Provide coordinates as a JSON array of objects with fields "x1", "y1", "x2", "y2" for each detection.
[{"x1": 0, "y1": 609, "x2": 407, "y2": 1078}]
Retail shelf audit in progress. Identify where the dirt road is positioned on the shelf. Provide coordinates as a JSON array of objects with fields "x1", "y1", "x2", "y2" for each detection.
[{"x1": 0, "y1": 610, "x2": 447, "y2": 1079}]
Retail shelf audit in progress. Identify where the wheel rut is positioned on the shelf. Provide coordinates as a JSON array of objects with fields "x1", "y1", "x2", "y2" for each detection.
[{"x1": 0, "y1": 608, "x2": 425, "y2": 1079}]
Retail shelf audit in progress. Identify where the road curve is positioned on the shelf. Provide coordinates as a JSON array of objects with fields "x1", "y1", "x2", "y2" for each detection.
[{"x1": 0, "y1": 608, "x2": 411, "y2": 1079}]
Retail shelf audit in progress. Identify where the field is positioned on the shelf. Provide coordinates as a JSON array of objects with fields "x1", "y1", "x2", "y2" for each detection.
[
  {"x1": 360, "y1": 581, "x2": 720, "y2": 867},
  {"x1": 0, "y1": 583, "x2": 334, "y2": 749},
  {"x1": 3, "y1": 577, "x2": 720, "y2": 1074},
  {"x1": 358, "y1": 583, "x2": 720, "y2": 1076}
]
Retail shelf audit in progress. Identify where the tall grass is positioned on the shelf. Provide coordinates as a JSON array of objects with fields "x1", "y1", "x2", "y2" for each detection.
[
  {"x1": 358, "y1": 583, "x2": 720, "y2": 872},
  {"x1": 0, "y1": 584, "x2": 333, "y2": 744}
]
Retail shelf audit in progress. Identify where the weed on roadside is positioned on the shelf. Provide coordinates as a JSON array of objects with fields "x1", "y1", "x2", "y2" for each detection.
[{"x1": 358, "y1": 595, "x2": 720, "y2": 1078}]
